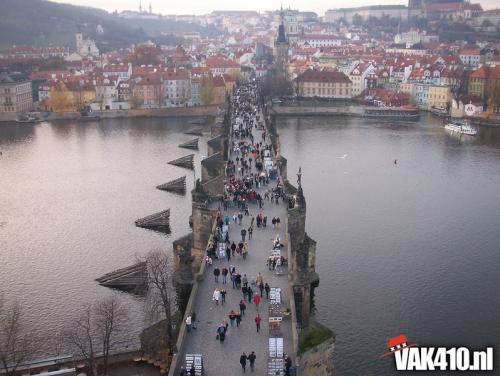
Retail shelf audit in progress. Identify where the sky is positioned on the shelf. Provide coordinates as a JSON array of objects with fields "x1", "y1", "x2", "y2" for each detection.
[{"x1": 52, "y1": 0, "x2": 499, "y2": 16}]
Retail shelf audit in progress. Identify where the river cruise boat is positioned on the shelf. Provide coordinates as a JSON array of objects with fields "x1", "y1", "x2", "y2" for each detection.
[
  {"x1": 431, "y1": 106, "x2": 448, "y2": 117},
  {"x1": 364, "y1": 106, "x2": 420, "y2": 120},
  {"x1": 444, "y1": 120, "x2": 477, "y2": 136},
  {"x1": 15, "y1": 114, "x2": 43, "y2": 123}
]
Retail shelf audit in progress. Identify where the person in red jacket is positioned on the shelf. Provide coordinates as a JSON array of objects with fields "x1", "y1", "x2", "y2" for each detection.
[
  {"x1": 252, "y1": 294, "x2": 261, "y2": 311},
  {"x1": 254, "y1": 313, "x2": 262, "y2": 333}
]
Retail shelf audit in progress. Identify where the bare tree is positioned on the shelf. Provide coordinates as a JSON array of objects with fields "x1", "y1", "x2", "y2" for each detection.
[
  {"x1": 65, "y1": 295, "x2": 128, "y2": 376},
  {"x1": 94, "y1": 296, "x2": 127, "y2": 376},
  {"x1": 143, "y1": 250, "x2": 175, "y2": 350},
  {"x1": 66, "y1": 305, "x2": 97, "y2": 376},
  {"x1": 0, "y1": 295, "x2": 35, "y2": 376}
]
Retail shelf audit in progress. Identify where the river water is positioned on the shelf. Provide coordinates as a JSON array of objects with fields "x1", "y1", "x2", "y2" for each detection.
[
  {"x1": 0, "y1": 118, "x2": 206, "y2": 355},
  {"x1": 277, "y1": 114, "x2": 500, "y2": 375},
  {"x1": 1, "y1": 115, "x2": 499, "y2": 373}
]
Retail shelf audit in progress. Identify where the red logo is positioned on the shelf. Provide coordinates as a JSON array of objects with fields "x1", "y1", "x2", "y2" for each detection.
[{"x1": 380, "y1": 334, "x2": 417, "y2": 359}]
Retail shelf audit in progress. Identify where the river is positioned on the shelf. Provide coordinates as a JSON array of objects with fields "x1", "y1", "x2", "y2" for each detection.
[
  {"x1": 277, "y1": 114, "x2": 500, "y2": 375},
  {"x1": 0, "y1": 118, "x2": 206, "y2": 356}
]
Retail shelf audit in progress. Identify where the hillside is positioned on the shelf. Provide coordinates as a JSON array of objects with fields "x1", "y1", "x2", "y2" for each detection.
[{"x1": 0, "y1": 0, "x2": 219, "y2": 51}]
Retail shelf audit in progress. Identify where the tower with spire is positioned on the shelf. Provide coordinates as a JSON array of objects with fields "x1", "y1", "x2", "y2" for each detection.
[
  {"x1": 274, "y1": 5, "x2": 289, "y2": 75},
  {"x1": 139, "y1": 1, "x2": 142, "y2": 12},
  {"x1": 149, "y1": 2, "x2": 152, "y2": 14}
]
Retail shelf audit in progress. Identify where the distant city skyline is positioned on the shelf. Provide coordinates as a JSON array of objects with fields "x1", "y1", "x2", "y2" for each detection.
[{"x1": 51, "y1": 0, "x2": 499, "y2": 16}]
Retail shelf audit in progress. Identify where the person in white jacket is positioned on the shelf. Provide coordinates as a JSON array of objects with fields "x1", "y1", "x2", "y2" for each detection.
[{"x1": 213, "y1": 288, "x2": 221, "y2": 305}]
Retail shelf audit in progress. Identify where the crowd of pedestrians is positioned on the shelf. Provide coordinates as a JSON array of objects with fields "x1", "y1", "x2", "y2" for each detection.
[{"x1": 181, "y1": 82, "x2": 294, "y2": 375}]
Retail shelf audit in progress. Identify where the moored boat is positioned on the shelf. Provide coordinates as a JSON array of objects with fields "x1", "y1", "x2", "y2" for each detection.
[
  {"x1": 431, "y1": 106, "x2": 448, "y2": 117},
  {"x1": 15, "y1": 114, "x2": 43, "y2": 123},
  {"x1": 444, "y1": 119, "x2": 477, "y2": 136}
]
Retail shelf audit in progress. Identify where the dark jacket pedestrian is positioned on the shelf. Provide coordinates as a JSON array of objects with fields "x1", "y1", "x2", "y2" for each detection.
[
  {"x1": 264, "y1": 283, "x2": 270, "y2": 299},
  {"x1": 258, "y1": 281, "x2": 264, "y2": 297},
  {"x1": 248, "y1": 352, "x2": 256, "y2": 372},
  {"x1": 220, "y1": 289, "x2": 227, "y2": 305},
  {"x1": 189, "y1": 365, "x2": 196, "y2": 376},
  {"x1": 235, "y1": 312, "x2": 242, "y2": 327},
  {"x1": 241, "y1": 228, "x2": 247, "y2": 241},
  {"x1": 247, "y1": 286, "x2": 253, "y2": 303},
  {"x1": 239, "y1": 300, "x2": 246, "y2": 316},
  {"x1": 213, "y1": 267, "x2": 220, "y2": 282},
  {"x1": 240, "y1": 353, "x2": 247, "y2": 372},
  {"x1": 221, "y1": 267, "x2": 229, "y2": 283}
]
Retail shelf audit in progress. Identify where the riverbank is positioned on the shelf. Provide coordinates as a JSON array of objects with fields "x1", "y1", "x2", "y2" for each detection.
[
  {"x1": 272, "y1": 104, "x2": 500, "y2": 126},
  {"x1": 0, "y1": 105, "x2": 219, "y2": 123}
]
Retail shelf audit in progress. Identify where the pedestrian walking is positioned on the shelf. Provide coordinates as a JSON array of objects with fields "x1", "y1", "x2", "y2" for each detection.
[
  {"x1": 217, "y1": 325, "x2": 226, "y2": 344},
  {"x1": 191, "y1": 311, "x2": 197, "y2": 329},
  {"x1": 179, "y1": 366, "x2": 188, "y2": 376},
  {"x1": 239, "y1": 300, "x2": 246, "y2": 316},
  {"x1": 253, "y1": 294, "x2": 261, "y2": 310},
  {"x1": 254, "y1": 314, "x2": 262, "y2": 333},
  {"x1": 213, "y1": 288, "x2": 220, "y2": 305},
  {"x1": 240, "y1": 353, "x2": 247, "y2": 373},
  {"x1": 222, "y1": 267, "x2": 228, "y2": 284},
  {"x1": 264, "y1": 283, "x2": 270, "y2": 299},
  {"x1": 220, "y1": 288, "x2": 227, "y2": 305},
  {"x1": 247, "y1": 286, "x2": 253, "y2": 303},
  {"x1": 185, "y1": 314, "x2": 192, "y2": 332},
  {"x1": 241, "y1": 228, "x2": 247, "y2": 241},
  {"x1": 242, "y1": 285, "x2": 248, "y2": 300},
  {"x1": 248, "y1": 351, "x2": 256, "y2": 372},
  {"x1": 242, "y1": 242, "x2": 249, "y2": 260},
  {"x1": 258, "y1": 281, "x2": 264, "y2": 297},
  {"x1": 229, "y1": 310, "x2": 236, "y2": 327},
  {"x1": 189, "y1": 365, "x2": 196, "y2": 376},
  {"x1": 256, "y1": 272, "x2": 263, "y2": 286},
  {"x1": 248, "y1": 226, "x2": 253, "y2": 239},
  {"x1": 213, "y1": 267, "x2": 220, "y2": 282}
]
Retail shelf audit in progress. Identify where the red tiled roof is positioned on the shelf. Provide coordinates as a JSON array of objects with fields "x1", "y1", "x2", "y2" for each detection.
[{"x1": 205, "y1": 56, "x2": 240, "y2": 69}]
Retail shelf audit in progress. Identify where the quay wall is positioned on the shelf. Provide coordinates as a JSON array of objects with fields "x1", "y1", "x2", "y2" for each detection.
[{"x1": 0, "y1": 106, "x2": 218, "y2": 123}]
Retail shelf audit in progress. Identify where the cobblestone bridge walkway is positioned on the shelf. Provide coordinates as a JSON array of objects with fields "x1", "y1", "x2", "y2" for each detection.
[{"x1": 182, "y1": 109, "x2": 292, "y2": 375}]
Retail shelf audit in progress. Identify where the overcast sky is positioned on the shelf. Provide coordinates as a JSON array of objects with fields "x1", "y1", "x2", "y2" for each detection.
[{"x1": 53, "y1": 0, "x2": 499, "y2": 16}]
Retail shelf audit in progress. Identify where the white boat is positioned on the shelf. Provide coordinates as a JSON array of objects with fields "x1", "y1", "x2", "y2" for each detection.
[
  {"x1": 444, "y1": 120, "x2": 477, "y2": 136},
  {"x1": 431, "y1": 106, "x2": 448, "y2": 117}
]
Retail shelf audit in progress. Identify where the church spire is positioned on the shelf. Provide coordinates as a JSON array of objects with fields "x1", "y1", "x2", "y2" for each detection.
[
  {"x1": 139, "y1": 1, "x2": 142, "y2": 12},
  {"x1": 149, "y1": 1, "x2": 152, "y2": 14}
]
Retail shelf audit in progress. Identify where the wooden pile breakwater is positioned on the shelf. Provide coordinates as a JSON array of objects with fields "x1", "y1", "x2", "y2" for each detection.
[
  {"x1": 156, "y1": 176, "x2": 186, "y2": 194},
  {"x1": 168, "y1": 154, "x2": 194, "y2": 170},
  {"x1": 96, "y1": 262, "x2": 147, "y2": 293},
  {"x1": 178, "y1": 138, "x2": 199, "y2": 150},
  {"x1": 184, "y1": 129, "x2": 204, "y2": 136},
  {"x1": 135, "y1": 209, "x2": 171, "y2": 233}
]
